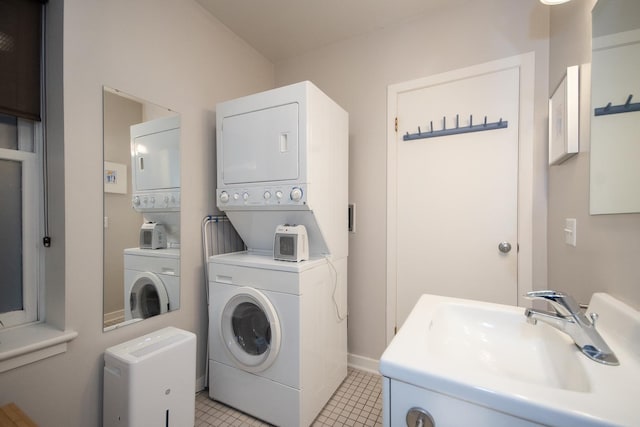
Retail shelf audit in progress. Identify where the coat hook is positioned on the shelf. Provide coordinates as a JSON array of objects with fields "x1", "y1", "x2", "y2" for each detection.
[
  {"x1": 483, "y1": 116, "x2": 488, "y2": 126},
  {"x1": 499, "y1": 118, "x2": 503, "y2": 125},
  {"x1": 430, "y1": 121, "x2": 433, "y2": 133},
  {"x1": 469, "y1": 114, "x2": 473, "y2": 127},
  {"x1": 625, "y1": 94, "x2": 633, "y2": 107},
  {"x1": 418, "y1": 126, "x2": 421, "y2": 135},
  {"x1": 604, "y1": 102, "x2": 612, "y2": 111},
  {"x1": 443, "y1": 116, "x2": 446, "y2": 130},
  {"x1": 455, "y1": 114, "x2": 459, "y2": 128}
]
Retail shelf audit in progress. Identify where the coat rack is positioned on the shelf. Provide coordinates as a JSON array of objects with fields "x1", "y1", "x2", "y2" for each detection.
[
  {"x1": 403, "y1": 114, "x2": 508, "y2": 141},
  {"x1": 594, "y1": 94, "x2": 640, "y2": 116}
]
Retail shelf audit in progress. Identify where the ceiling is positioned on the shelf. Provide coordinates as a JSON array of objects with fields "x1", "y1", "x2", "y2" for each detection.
[{"x1": 196, "y1": 0, "x2": 470, "y2": 62}]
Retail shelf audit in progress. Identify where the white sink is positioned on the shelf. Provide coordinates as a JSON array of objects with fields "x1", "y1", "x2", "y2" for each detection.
[
  {"x1": 426, "y1": 302, "x2": 590, "y2": 392},
  {"x1": 380, "y1": 293, "x2": 640, "y2": 426}
]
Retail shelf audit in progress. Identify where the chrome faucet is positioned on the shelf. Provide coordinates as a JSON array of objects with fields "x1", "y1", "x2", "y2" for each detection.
[{"x1": 524, "y1": 290, "x2": 619, "y2": 366}]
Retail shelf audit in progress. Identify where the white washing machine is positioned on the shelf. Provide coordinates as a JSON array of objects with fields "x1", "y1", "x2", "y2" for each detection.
[
  {"x1": 208, "y1": 251, "x2": 347, "y2": 427},
  {"x1": 124, "y1": 247, "x2": 180, "y2": 321}
]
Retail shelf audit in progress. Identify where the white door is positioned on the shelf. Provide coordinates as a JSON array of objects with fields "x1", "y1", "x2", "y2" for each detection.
[{"x1": 389, "y1": 64, "x2": 521, "y2": 332}]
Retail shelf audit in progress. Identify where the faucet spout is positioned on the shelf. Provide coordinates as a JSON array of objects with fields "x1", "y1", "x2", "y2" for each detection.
[{"x1": 525, "y1": 291, "x2": 619, "y2": 366}]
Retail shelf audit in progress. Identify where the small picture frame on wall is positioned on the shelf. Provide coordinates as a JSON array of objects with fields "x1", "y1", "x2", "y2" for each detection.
[
  {"x1": 549, "y1": 65, "x2": 579, "y2": 165},
  {"x1": 104, "y1": 161, "x2": 127, "y2": 194}
]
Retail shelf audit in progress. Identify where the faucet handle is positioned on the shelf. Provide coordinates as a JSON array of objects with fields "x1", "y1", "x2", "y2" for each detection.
[
  {"x1": 526, "y1": 290, "x2": 567, "y2": 299},
  {"x1": 525, "y1": 290, "x2": 581, "y2": 317}
]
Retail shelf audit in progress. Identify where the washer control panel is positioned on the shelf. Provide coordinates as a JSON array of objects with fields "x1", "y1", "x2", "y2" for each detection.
[
  {"x1": 217, "y1": 184, "x2": 308, "y2": 208},
  {"x1": 132, "y1": 190, "x2": 181, "y2": 212}
]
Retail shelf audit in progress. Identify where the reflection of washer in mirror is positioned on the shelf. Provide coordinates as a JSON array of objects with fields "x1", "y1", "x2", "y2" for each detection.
[
  {"x1": 124, "y1": 248, "x2": 180, "y2": 321},
  {"x1": 128, "y1": 274, "x2": 168, "y2": 319}
]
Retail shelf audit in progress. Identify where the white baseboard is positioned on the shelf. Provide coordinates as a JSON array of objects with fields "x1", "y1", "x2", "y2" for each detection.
[
  {"x1": 103, "y1": 309, "x2": 124, "y2": 326},
  {"x1": 347, "y1": 353, "x2": 380, "y2": 375}
]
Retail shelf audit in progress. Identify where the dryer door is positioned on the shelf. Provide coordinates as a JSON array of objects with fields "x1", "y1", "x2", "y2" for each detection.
[
  {"x1": 220, "y1": 103, "x2": 299, "y2": 185},
  {"x1": 129, "y1": 272, "x2": 170, "y2": 319},
  {"x1": 220, "y1": 287, "x2": 281, "y2": 373}
]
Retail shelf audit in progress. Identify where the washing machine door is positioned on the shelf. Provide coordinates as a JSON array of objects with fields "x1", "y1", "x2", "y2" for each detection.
[
  {"x1": 220, "y1": 286, "x2": 281, "y2": 373},
  {"x1": 129, "y1": 272, "x2": 170, "y2": 319}
]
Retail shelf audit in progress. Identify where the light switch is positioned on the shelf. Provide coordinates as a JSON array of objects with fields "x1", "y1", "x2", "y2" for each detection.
[{"x1": 564, "y1": 218, "x2": 576, "y2": 247}]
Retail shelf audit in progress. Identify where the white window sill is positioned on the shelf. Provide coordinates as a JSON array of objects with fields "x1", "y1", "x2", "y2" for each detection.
[{"x1": 0, "y1": 323, "x2": 78, "y2": 373}]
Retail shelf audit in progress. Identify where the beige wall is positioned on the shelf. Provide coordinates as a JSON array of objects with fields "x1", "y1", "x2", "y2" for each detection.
[
  {"x1": 548, "y1": 0, "x2": 640, "y2": 309},
  {"x1": 0, "y1": 0, "x2": 274, "y2": 425},
  {"x1": 274, "y1": 0, "x2": 551, "y2": 360}
]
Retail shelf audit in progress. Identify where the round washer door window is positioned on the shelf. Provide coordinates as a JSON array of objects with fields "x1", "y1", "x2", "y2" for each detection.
[
  {"x1": 220, "y1": 287, "x2": 281, "y2": 372},
  {"x1": 130, "y1": 272, "x2": 169, "y2": 319}
]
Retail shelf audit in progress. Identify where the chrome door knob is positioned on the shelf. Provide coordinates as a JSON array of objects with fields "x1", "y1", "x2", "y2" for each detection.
[{"x1": 498, "y1": 241, "x2": 512, "y2": 253}]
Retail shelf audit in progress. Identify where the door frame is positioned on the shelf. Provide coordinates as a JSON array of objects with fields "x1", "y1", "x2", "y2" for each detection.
[{"x1": 386, "y1": 52, "x2": 535, "y2": 344}]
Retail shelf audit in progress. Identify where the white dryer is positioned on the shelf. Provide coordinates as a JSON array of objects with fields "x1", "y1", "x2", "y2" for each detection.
[
  {"x1": 208, "y1": 251, "x2": 347, "y2": 427},
  {"x1": 124, "y1": 248, "x2": 180, "y2": 321}
]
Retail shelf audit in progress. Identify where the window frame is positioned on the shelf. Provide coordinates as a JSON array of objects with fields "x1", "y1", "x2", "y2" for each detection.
[{"x1": 0, "y1": 118, "x2": 42, "y2": 328}]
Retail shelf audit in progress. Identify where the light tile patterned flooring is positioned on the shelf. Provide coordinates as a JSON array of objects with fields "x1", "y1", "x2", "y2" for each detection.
[{"x1": 195, "y1": 367, "x2": 383, "y2": 427}]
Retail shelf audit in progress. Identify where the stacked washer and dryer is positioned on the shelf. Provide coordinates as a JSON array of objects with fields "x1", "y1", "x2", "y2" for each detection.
[
  {"x1": 124, "y1": 115, "x2": 181, "y2": 322},
  {"x1": 208, "y1": 81, "x2": 349, "y2": 427}
]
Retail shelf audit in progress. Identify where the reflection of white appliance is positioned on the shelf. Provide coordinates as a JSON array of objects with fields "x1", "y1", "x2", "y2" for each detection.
[
  {"x1": 215, "y1": 81, "x2": 348, "y2": 259},
  {"x1": 131, "y1": 115, "x2": 180, "y2": 212},
  {"x1": 103, "y1": 327, "x2": 196, "y2": 427},
  {"x1": 124, "y1": 248, "x2": 179, "y2": 320},
  {"x1": 274, "y1": 224, "x2": 308, "y2": 262},
  {"x1": 208, "y1": 252, "x2": 347, "y2": 427}
]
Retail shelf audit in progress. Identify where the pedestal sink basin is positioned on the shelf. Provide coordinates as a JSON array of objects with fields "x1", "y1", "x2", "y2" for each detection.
[{"x1": 380, "y1": 293, "x2": 640, "y2": 426}]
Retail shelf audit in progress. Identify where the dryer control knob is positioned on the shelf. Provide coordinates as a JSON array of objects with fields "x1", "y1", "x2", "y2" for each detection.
[
  {"x1": 290, "y1": 187, "x2": 303, "y2": 202},
  {"x1": 219, "y1": 191, "x2": 229, "y2": 203},
  {"x1": 233, "y1": 193, "x2": 240, "y2": 200},
  {"x1": 264, "y1": 191, "x2": 271, "y2": 200},
  {"x1": 133, "y1": 196, "x2": 140, "y2": 206},
  {"x1": 163, "y1": 195, "x2": 169, "y2": 203},
  {"x1": 243, "y1": 192, "x2": 250, "y2": 201},
  {"x1": 275, "y1": 190, "x2": 283, "y2": 199},
  {"x1": 150, "y1": 196, "x2": 155, "y2": 204}
]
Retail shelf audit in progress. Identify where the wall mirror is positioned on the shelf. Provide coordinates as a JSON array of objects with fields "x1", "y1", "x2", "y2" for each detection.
[
  {"x1": 590, "y1": 0, "x2": 640, "y2": 214},
  {"x1": 103, "y1": 86, "x2": 180, "y2": 331}
]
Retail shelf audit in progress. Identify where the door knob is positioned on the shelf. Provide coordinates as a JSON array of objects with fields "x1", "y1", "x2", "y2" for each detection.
[{"x1": 498, "y1": 242, "x2": 512, "y2": 253}]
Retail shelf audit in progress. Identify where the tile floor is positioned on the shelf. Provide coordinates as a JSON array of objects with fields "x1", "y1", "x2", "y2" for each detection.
[{"x1": 195, "y1": 367, "x2": 383, "y2": 427}]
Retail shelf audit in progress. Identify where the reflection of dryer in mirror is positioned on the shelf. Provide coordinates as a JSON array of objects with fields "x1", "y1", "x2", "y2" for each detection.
[
  {"x1": 124, "y1": 248, "x2": 180, "y2": 321},
  {"x1": 130, "y1": 115, "x2": 181, "y2": 212}
]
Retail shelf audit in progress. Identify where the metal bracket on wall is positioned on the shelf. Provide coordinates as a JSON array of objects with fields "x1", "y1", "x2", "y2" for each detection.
[
  {"x1": 403, "y1": 114, "x2": 508, "y2": 141},
  {"x1": 594, "y1": 94, "x2": 640, "y2": 116}
]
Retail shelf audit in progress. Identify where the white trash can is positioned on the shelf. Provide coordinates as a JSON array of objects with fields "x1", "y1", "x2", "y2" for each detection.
[{"x1": 103, "y1": 327, "x2": 196, "y2": 426}]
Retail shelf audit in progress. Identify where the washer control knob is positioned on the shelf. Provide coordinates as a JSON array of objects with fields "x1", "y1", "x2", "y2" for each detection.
[
  {"x1": 150, "y1": 196, "x2": 155, "y2": 204},
  {"x1": 290, "y1": 187, "x2": 303, "y2": 202},
  {"x1": 243, "y1": 192, "x2": 250, "y2": 201},
  {"x1": 219, "y1": 191, "x2": 229, "y2": 203},
  {"x1": 275, "y1": 190, "x2": 284, "y2": 199},
  {"x1": 133, "y1": 196, "x2": 140, "y2": 206},
  {"x1": 163, "y1": 195, "x2": 170, "y2": 203},
  {"x1": 264, "y1": 191, "x2": 271, "y2": 200},
  {"x1": 233, "y1": 193, "x2": 240, "y2": 200}
]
